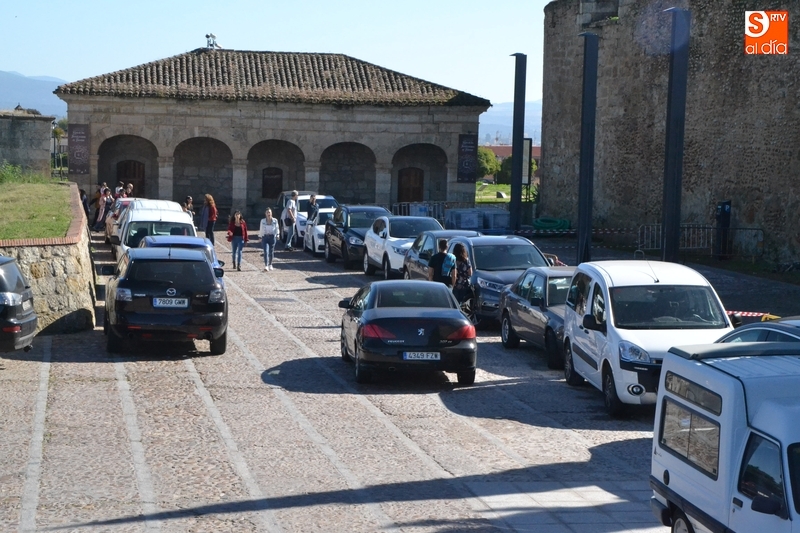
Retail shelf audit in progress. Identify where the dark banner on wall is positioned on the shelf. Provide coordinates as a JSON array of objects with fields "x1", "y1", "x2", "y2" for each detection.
[
  {"x1": 68, "y1": 124, "x2": 90, "y2": 175},
  {"x1": 457, "y1": 134, "x2": 479, "y2": 183}
]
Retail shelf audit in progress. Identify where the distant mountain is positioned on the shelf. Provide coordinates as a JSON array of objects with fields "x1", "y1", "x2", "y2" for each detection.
[
  {"x1": 0, "y1": 71, "x2": 67, "y2": 118},
  {"x1": 479, "y1": 100, "x2": 542, "y2": 146}
]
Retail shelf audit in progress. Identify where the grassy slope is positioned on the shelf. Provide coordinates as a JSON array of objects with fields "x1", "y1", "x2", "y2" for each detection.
[{"x1": 0, "y1": 183, "x2": 72, "y2": 240}]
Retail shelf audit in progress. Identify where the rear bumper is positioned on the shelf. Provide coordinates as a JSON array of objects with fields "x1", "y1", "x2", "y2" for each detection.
[
  {"x1": 359, "y1": 342, "x2": 477, "y2": 373},
  {"x1": 110, "y1": 312, "x2": 227, "y2": 341},
  {"x1": 0, "y1": 317, "x2": 38, "y2": 352}
]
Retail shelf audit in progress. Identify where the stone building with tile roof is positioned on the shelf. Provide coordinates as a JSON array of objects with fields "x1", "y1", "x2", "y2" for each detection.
[{"x1": 55, "y1": 48, "x2": 490, "y2": 219}]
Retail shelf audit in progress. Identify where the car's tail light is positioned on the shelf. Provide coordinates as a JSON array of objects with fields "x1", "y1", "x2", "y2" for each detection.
[
  {"x1": 208, "y1": 289, "x2": 225, "y2": 303},
  {"x1": 2, "y1": 325, "x2": 21, "y2": 333},
  {"x1": 116, "y1": 288, "x2": 132, "y2": 302},
  {"x1": 361, "y1": 324, "x2": 396, "y2": 340},
  {"x1": 447, "y1": 325, "x2": 476, "y2": 340}
]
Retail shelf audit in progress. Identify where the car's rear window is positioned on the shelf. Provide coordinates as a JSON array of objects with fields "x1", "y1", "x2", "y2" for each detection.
[
  {"x1": 348, "y1": 211, "x2": 386, "y2": 228},
  {"x1": 389, "y1": 218, "x2": 442, "y2": 239},
  {"x1": 125, "y1": 222, "x2": 195, "y2": 247},
  {"x1": 473, "y1": 244, "x2": 548, "y2": 271},
  {"x1": 0, "y1": 262, "x2": 26, "y2": 292},
  {"x1": 376, "y1": 285, "x2": 454, "y2": 308},
  {"x1": 126, "y1": 260, "x2": 213, "y2": 285}
]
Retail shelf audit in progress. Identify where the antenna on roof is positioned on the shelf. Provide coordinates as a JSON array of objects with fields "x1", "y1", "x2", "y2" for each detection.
[{"x1": 205, "y1": 33, "x2": 221, "y2": 50}]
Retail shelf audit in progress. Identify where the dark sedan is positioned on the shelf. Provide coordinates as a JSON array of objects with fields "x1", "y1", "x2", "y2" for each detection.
[
  {"x1": 403, "y1": 229, "x2": 483, "y2": 280},
  {"x1": 498, "y1": 266, "x2": 576, "y2": 369},
  {"x1": 324, "y1": 205, "x2": 391, "y2": 268},
  {"x1": 446, "y1": 235, "x2": 550, "y2": 326},
  {"x1": 105, "y1": 248, "x2": 228, "y2": 354},
  {"x1": 716, "y1": 316, "x2": 800, "y2": 343},
  {"x1": 338, "y1": 280, "x2": 477, "y2": 385},
  {"x1": 0, "y1": 257, "x2": 37, "y2": 353}
]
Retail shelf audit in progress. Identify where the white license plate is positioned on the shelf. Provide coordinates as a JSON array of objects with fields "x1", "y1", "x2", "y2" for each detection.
[
  {"x1": 22, "y1": 299, "x2": 31, "y2": 311},
  {"x1": 403, "y1": 351, "x2": 440, "y2": 361},
  {"x1": 153, "y1": 298, "x2": 189, "y2": 308}
]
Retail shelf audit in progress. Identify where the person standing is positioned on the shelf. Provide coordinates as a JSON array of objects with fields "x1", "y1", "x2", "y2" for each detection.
[
  {"x1": 79, "y1": 189, "x2": 90, "y2": 219},
  {"x1": 93, "y1": 188, "x2": 113, "y2": 232},
  {"x1": 306, "y1": 194, "x2": 319, "y2": 222},
  {"x1": 183, "y1": 196, "x2": 195, "y2": 221},
  {"x1": 427, "y1": 239, "x2": 456, "y2": 288},
  {"x1": 259, "y1": 208, "x2": 279, "y2": 271},
  {"x1": 283, "y1": 190, "x2": 298, "y2": 251},
  {"x1": 452, "y1": 242, "x2": 473, "y2": 303},
  {"x1": 227, "y1": 210, "x2": 248, "y2": 271},
  {"x1": 91, "y1": 184, "x2": 104, "y2": 227},
  {"x1": 200, "y1": 194, "x2": 218, "y2": 244}
]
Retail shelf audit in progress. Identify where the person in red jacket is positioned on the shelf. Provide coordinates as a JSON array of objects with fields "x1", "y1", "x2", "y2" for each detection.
[
  {"x1": 200, "y1": 194, "x2": 218, "y2": 244},
  {"x1": 227, "y1": 210, "x2": 249, "y2": 271}
]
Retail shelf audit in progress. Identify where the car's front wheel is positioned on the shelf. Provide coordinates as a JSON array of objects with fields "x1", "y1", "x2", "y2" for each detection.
[
  {"x1": 382, "y1": 256, "x2": 392, "y2": 280},
  {"x1": 210, "y1": 330, "x2": 227, "y2": 355},
  {"x1": 603, "y1": 367, "x2": 625, "y2": 418},
  {"x1": 363, "y1": 253, "x2": 376, "y2": 275},
  {"x1": 563, "y1": 341, "x2": 584, "y2": 386},
  {"x1": 324, "y1": 240, "x2": 336, "y2": 263},
  {"x1": 501, "y1": 313, "x2": 520, "y2": 348}
]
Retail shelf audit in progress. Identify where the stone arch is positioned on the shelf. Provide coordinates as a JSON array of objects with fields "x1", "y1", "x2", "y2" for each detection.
[
  {"x1": 247, "y1": 140, "x2": 305, "y2": 219},
  {"x1": 97, "y1": 135, "x2": 159, "y2": 198},
  {"x1": 319, "y1": 143, "x2": 377, "y2": 204},
  {"x1": 391, "y1": 144, "x2": 448, "y2": 203},
  {"x1": 173, "y1": 137, "x2": 234, "y2": 213}
]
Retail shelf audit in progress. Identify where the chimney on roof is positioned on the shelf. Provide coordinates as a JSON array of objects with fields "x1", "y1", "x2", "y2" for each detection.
[{"x1": 205, "y1": 33, "x2": 222, "y2": 50}]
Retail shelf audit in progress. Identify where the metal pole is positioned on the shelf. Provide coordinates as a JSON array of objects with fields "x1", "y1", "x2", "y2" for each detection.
[
  {"x1": 509, "y1": 53, "x2": 527, "y2": 232},
  {"x1": 576, "y1": 33, "x2": 599, "y2": 265},
  {"x1": 661, "y1": 8, "x2": 691, "y2": 263}
]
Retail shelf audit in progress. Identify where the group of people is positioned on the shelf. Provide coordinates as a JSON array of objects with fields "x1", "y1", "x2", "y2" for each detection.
[
  {"x1": 428, "y1": 239, "x2": 473, "y2": 303},
  {"x1": 88, "y1": 181, "x2": 135, "y2": 231}
]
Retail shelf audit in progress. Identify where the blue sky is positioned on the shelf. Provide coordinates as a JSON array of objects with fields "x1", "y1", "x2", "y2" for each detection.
[{"x1": 2, "y1": 0, "x2": 548, "y2": 104}]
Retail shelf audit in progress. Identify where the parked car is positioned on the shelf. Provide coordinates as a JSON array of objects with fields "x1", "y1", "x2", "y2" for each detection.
[
  {"x1": 110, "y1": 209, "x2": 196, "y2": 260},
  {"x1": 291, "y1": 194, "x2": 339, "y2": 246},
  {"x1": 716, "y1": 315, "x2": 800, "y2": 343},
  {"x1": 363, "y1": 216, "x2": 444, "y2": 279},
  {"x1": 138, "y1": 235, "x2": 226, "y2": 287},
  {"x1": 104, "y1": 247, "x2": 228, "y2": 354},
  {"x1": 498, "y1": 265, "x2": 576, "y2": 369},
  {"x1": 109, "y1": 199, "x2": 186, "y2": 257},
  {"x1": 0, "y1": 256, "x2": 38, "y2": 353},
  {"x1": 324, "y1": 205, "x2": 392, "y2": 268},
  {"x1": 338, "y1": 280, "x2": 477, "y2": 384},
  {"x1": 303, "y1": 208, "x2": 336, "y2": 255},
  {"x1": 403, "y1": 229, "x2": 483, "y2": 280},
  {"x1": 445, "y1": 235, "x2": 550, "y2": 326},
  {"x1": 562, "y1": 260, "x2": 734, "y2": 417}
]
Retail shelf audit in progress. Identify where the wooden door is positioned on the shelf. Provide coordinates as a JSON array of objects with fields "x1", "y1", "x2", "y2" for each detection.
[
  {"x1": 116, "y1": 160, "x2": 145, "y2": 197},
  {"x1": 398, "y1": 168, "x2": 424, "y2": 203}
]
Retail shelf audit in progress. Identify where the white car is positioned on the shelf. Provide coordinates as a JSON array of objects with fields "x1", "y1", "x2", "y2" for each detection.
[
  {"x1": 303, "y1": 208, "x2": 336, "y2": 255},
  {"x1": 110, "y1": 208, "x2": 196, "y2": 259},
  {"x1": 562, "y1": 260, "x2": 734, "y2": 417},
  {"x1": 109, "y1": 199, "x2": 185, "y2": 254},
  {"x1": 282, "y1": 194, "x2": 339, "y2": 247},
  {"x1": 363, "y1": 216, "x2": 443, "y2": 279}
]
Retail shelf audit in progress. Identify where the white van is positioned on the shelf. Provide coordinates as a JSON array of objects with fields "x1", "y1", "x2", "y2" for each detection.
[
  {"x1": 562, "y1": 261, "x2": 733, "y2": 416},
  {"x1": 651, "y1": 342, "x2": 800, "y2": 533},
  {"x1": 110, "y1": 209, "x2": 196, "y2": 259}
]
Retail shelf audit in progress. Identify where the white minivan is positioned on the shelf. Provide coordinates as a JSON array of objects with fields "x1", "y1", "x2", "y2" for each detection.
[
  {"x1": 562, "y1": 261, "x2": 733, "y2": 416},
  {"x1": 651, "y1": 342, "x2": 800, "y2": 533},
  {"x1": 110, "y1": 209, "x2": 196, "y2": 259}
]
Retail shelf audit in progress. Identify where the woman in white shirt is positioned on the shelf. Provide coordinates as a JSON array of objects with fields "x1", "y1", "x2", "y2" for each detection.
[{"x1": 259, "y1": 208, "x2": 280, "y2": 271}]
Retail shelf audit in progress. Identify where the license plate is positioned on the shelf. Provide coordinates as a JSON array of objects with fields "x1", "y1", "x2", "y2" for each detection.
[
  {"x1": 403, "y1": 351, "x2": 440, "y2": 361},
  {"x1": 153, "y1": 298, "x2": 189, "y2": 308},
  {"x1": 22, "y1": 299, "x2": 31, "y2": 311}
]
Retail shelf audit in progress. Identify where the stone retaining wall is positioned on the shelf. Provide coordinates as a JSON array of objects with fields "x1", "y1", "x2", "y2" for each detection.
[{"x1": 0, "y1": 182, "x2": 95, "y2": 333}]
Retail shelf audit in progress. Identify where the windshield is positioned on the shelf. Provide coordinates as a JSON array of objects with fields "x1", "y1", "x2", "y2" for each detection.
[
  {"x1": 389, "y1": 218, "x2": 442, "y2": 239},
  {"x1": 473, "y1": 244, "x2": 548, "y2": 271},
  {"x1": 788, "y1": 444, "x2": 800, "y2": 514},
  {"x1": 610, "y1": 285, "x2": 728, "y2": 329},
  {"x1": 348, "y1": 211, "x2": 384, "y2": 229},
  {"x1": 125, "y1": 222, "x2": 195, "y2": 247},
  {"x1": 547, "y1": 276, "x2": 571, "y2": 306}
]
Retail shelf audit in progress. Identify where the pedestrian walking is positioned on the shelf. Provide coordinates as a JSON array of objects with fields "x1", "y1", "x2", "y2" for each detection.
[
  {"x1": 92, "y1": 188, "x2": 113, "y2": 232},
  {"x1": 452, "y1": 242, "x2": 473, "y2": 303},
  {"x1": 200, "y1": 194, "x2": 218, "y2": 244},
  {"x1": 282, "y1": 190, "x2": 298, "y2": 251},
  {"x1": 227, "y1": 210, "x2": 248, "y2": 271},
  {"x1": 427, "y1": 239, "x2": 456, "y2": 288},
  {"x1": 259, "y1": 208, "x2": 279, "y2": 271}
]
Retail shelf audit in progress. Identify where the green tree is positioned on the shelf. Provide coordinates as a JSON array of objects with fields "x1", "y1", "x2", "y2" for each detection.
[
  {"x1": 477, "y1": 146, "x2": 500, "y2": 179},
  {"x1": 495, "y1": 155, "x2": 538, "y2": 185},
  {"x1": 57, "y1": 117, "x2": 68, "y2": 131}
]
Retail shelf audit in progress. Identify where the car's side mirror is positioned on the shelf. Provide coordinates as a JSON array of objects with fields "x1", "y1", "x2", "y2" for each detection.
[
  {"x1": 379, "y1": 230, "x2": 387, "y2": 239},
  {"x1": 218, "y1": 260, "x2": 225, "y2": 267},
  {"x1": 582, "y1": 314, "x2": 606, "y2": 333},
  {"x1": 731, "y1": 313, "x2": 743, "y2": 328},
  {"x1": 530, "y1": 297, "x2": 543, "y2": 307},
  {"x1": 110, "y1": 235, "x2": 121, "y2": 246},
  {"x1": 751, "y1": 496, "x2": 783, "y2": 517},
  {"x1": 338, "y1": 298, "x2": 352, "y2": 309},
  {"x1": 214, "y1": 268, "x2": 224, "y2": 278}
]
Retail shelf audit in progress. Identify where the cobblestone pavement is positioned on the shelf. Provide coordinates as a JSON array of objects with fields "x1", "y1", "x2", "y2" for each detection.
[{"x1": 16, "y1": 231, "x2": 783, "y2": 532}]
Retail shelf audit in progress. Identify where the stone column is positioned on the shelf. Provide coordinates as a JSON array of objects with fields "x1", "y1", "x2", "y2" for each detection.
[
  {"x1": 304, "y1": 162, "x2": 320, "y2": 192},
  {"x1": 375, "y1": 165, "x2": 392, "y2": 206},
  {"x1": 157, "y1": 156, "x2": 174, "y2": 200},
  {"x1": 231, "y1": 159, "x2": 248, "y2": 210}
]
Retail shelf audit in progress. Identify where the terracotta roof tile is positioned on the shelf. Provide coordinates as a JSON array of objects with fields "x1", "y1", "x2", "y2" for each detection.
[{"x1": 55, "y1": 49, "x2": 491, "y2": 108}]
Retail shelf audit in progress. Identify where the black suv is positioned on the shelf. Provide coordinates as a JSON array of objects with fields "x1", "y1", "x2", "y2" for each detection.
[
  {"x1": 0, "y1": 256, "x2": 38, "y2": 352},
  {"x1": 324, "y1": 205, "x2": 391, "y2": 268},
  {"x1": 104, "y1": 248, "x2": 228, "y2": 354}
]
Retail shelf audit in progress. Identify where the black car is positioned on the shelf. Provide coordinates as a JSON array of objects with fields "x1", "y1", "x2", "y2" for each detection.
[
  {"x1": 498, "y1": 265, "x2": 576, "y2": 369},
  {"x1": 446, "y1": 235, "x2": 550, "y2": 326},
  {"x1": 104, "y1": 248, "x2": 228, "y2": 354},
  {"x1": 324, "y1": 205, "x2": 391, "y2": 268},
  {"x1": 403, "y1": 229, "x2": 483, "y2": 280},
  {"x1": 0, "y1": 256, "x2": 37, "y2": 353},
  {"x1": 338, "y1": 280, "x2": 477, "y2": 384},
  {"x1": 716, "y1": 316, "x2": 800, "y2": 343}
]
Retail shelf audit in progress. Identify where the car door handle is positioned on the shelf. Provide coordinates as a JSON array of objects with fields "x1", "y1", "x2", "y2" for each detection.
[{"x1": 732, "y1": 497, "x2": 743, "y2": 508}]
